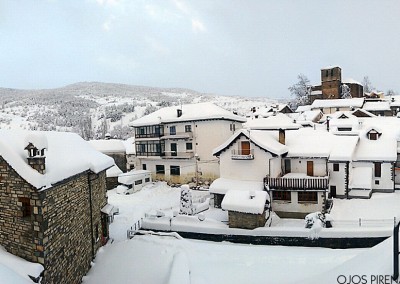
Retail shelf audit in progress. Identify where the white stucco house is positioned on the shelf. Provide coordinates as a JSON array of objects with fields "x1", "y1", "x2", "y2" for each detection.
[
  {"x1": 212, "y1": 113, "x2": 400, "y2": 218},
  {"x1": 130, "y1": 102, "x2": 246, "y2": 184}
]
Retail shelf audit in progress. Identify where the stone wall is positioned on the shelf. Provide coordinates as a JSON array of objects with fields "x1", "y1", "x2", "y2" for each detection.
[
  {"x1": 228, "y1": 211, "x2": 266, "y2": 229},
  {"x1": 0, "y1": 155, "x2": 109, "y2": 284},
  {"x1": 0, "y1": 156, "x2": 38, "y2": 262},
  {"x1": 106, "y1": 176, "x2": 119, "y2": 190}
]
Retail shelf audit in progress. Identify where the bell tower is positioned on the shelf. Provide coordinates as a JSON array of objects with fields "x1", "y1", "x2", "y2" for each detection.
[{"x1": 321, "y1": 66, "x2": 342, "y2": 99}]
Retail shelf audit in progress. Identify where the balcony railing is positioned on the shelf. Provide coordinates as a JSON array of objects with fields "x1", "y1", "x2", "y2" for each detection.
[
  {"x1": 161, "y1": 132, "x2": 193, "y2": 140},
  {"x1": 135, "y1": 133, "x2": 164, "y2": 139},
  {"x1": 264, "y1": 174, "x2": 329, "y2": 190},
  {"x1": 231, "y1": 149, "x2": 254, "y2": 160},
  {"x1": 162, "y1": 151, "x2": 195, "y2": 159}
]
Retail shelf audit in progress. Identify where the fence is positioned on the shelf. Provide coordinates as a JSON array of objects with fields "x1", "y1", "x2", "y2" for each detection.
[
  {"x1": 331, "y1": 217, "x2": 396, "y2": 228},
  {"x1": 127, "y1": 218, "x2": 143, "y2": 239}
]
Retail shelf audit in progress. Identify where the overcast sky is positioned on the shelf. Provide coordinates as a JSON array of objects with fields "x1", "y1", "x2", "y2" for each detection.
[{"x1": 1, "y1": 0, "x2": 400, "y2": 98}]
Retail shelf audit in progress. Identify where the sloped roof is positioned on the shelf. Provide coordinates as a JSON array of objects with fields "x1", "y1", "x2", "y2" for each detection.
[
  {"x1": 88, "y1": 139, "x2": 127, "y2": 154},
  {"x1": 362, "y1": 101, "x2": 391, "y2": 111},
  {"x1": 311, "y1": 98, "x2": 365, "y2": 109},
  {"x1": 221, "y1": 190, "x2": 267, "y2": 214},
  {"x1": 209, "y1": 178, "x2": 264, "y2": 195},
  {"x1": 0, "y1": 130, "x2": 114, "y2": 190},
  {"x1": 243, "y1": 113, "x2": 301, "y2": 130},
  {"x1": 130, "y1": 102, "x2": 246, "y2": 127},
  {"x1": 212, "y1": 129, "x2": 288, "y2": 157}
]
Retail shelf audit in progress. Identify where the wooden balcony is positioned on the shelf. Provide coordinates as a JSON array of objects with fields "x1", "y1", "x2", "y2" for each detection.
[
  {"x1": 264, "y1": 173, "x2": 329, "y2": 190},
  {"x1": 231, "y1": 149, "x2": 254, "y2": 160}
]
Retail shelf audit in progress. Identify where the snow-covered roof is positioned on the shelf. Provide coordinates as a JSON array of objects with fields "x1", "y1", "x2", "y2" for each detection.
[
  {"x1": 285, "y1": 128, "x2": 334, "y2": 158},
  {"x1": 24, "y1": 132, "x2": 48, "y2": 150},
  {"x1": 295, "y1": 105, "x2": 312, "y2": 112},
  {"x1": 106, "y1": 165, "x2": 123, "y2": 178},
  {"x1": 0, "y1": 130, "x2": 114, "y2": 189},
  {"x1": 290, "y1": 110, "x2": 322, "y2": 122},
  {"x1": 130, "y1": 102, "x2": 246, "y2": 127},
  {"x1": 209, "y1": 178, "x2": 264, "y2": 195},
  {"x1": 221, "y1": 190, "x2": 267, "y2": 215},
  {"x1": 343, "y1": 78, "x2": 362, "y2": 85},
  {"x1": 311, "y1": 98, "x2": 364, "y2": 109},
  {"x1": 243, "y1": 113, "x2": 301, "y2": 130},
  {"x1": 349, "y1": 167, "x2": 372, "y2": 190},
  {"x1": 212, "y1": 129, "x2": 288, "y2": 157},
  {"x1": 353, "y1": 136, "x2": 397, "y2": 162},
  {"x1": 118, "y1": 170, "x2": 151, "y2": 185},
  {"x1": 362, "y1": 101, "x2": 391, "y2": 111},
  {"x1": 321, "y1": 65, "x2": 341, "y2": 70},
  {"x1": 88, "y1": 139, "x2": 127, "y2": 154},
  {"x1": 329, "y1": 136, "x2": 359, "y2": 161}
]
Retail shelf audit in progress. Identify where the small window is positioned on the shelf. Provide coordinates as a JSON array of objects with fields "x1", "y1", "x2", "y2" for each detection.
[
  {"x1": 272, "y1": 191, "x2": 291, "y2": 201},
  {"x1": 170, "y1": 126, "x2": 176, "y2": 135},
  {"x1": 185, "y1": 125, "x2": 192, "y2": 132},
  {"x1": 374, "y1": 162, "x2": 381, "y2": 178},
  {"x1": 298, "y1": 191, "x2": 318, "y2": 203},
  {"x1": 367, "y1": 129, "x2": 381, "y2": 140},
  {"x1": 156, "y1": 165, "x2": 165, "y2": 174},
  {"x1": 337, "y1": 127, "x2": 352, "y2": 131},
  {"x1": 170, "y1": 165, "x2": 180, "y2": 176},
  {"x1": 230, "y1": 123, "x2": 236, "y2": 131},
  {"x1": 19, "y1": 197, "x2": 31, "y2": 218},
  {"x1": 375, "y1": 180, "x2": 380, "y2": 185},
  {"x1": 284, "y1": 159, "x2": 291, "y2": 174},
  {"x1": 145, "y1": 178, "x2": 150, "y2": 183},
  {"x1": 142, "y1": 164, "x2": 147, "y2": 170},
  {"x1": 135, "y1": 179, "x2": 143, "y2": 185},
  {"x1": 333, "y1": 163, "x2": 339, "y2": 172},
  {"x1": 186, "y1": 143, "x2": 193, "y2": 151}
]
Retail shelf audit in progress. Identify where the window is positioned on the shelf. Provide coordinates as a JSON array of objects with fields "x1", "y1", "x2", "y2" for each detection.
[
  {"x1": 170, "y1": 165, "x2": 180, "y2": 176},
  {"x1": 170, "y1": 126, "x2": 176, "y2": 135},
  {"x1": 142, "y1": 164, "x2": 147, "y2": 170},
  {"x1": 185, "y1": 125, "x2": 192, "y2": 132},
  {"x1": 135, "y1": 179, "x2": 143, "y2": 185},
  {"x1": 367, "y1": 129, "x2": 381, "y2": 140},
  {"x1": 325, "y1": 70, "x2": 329, "y2": 77},
  {"x1": 156, "y1": 165, "x2": 165, "y2": 174},
  {"x1": 19, "y1": 197, "x2": 31, "y2": 218},
  {"x1": 230, "y1": 123, "x2": 236, "y2": 131},
  {"x1": 333, "y1": 163, "x2": 339, "y2": 172},
  {"x1": 284, "y1": 159, "x2": 291, "y2": 174},
  {"x1": 145, "y1": 178, "x2": 150, "y2": 183},
  {"x1": 337, "y1": 127, "x2": 352, "y2": 131},
  {"x1": 298, "y1": 191, "x2": 318, "y2": 203},
  {"x1": 272, "y1": 191, "x2": 291, "y2": 201},
  {"x1": 374, "y1": 162, "x2": 381, "y2": 178},
  {"x1": 375, "y1": 180, "x2": 380, "y2": 185},
  {"x1": 186, "y1": 143, "x2": 193, "y2": 151}
]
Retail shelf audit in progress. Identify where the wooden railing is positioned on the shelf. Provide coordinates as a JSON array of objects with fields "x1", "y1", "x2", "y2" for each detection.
[{"x1": 264, "y1": 175, "x2": 328, "y2": 190}]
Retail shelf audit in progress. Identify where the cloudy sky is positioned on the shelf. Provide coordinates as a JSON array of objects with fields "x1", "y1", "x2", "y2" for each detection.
[{"x1": 1, "y1": 0, "x2": 399, "y2": 98}]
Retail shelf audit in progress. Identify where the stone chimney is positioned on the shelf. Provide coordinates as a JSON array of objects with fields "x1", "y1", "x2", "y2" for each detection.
[
  {"x1": 278, "y1": 128, "x2": 285, "y2": 145},
  {"x1": 25, "y1": 142, "x2": 46, "y2": 174}
]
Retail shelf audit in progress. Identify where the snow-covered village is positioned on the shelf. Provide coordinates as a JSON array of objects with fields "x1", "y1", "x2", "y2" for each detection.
[{"x1": 3, "y1": 1, "x2": 400, "y2": 284}]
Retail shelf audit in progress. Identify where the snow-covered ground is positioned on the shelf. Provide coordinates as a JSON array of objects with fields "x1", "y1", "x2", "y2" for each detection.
[{"x1": 81, "y1": 183, "x2": 400, "y2": 284}]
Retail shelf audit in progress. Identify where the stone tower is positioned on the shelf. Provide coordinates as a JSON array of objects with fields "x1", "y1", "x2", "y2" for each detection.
[{"x1": 321, "y1": 66, "x2": 342, "y2": 99}]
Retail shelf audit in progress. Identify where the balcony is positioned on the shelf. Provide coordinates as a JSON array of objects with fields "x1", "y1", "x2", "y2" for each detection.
[
  {"x1": 264, "y1": 173, "x2": 329, "y2": 190},
  {"x1": 161, "y1": 132, "x2": 193, "y2": 140},
  {"x1": 231, "y1": 149, "x2": 254, "y2": 160},
  {"x1": 162, "y1": 151, "x2": 195, "y2": 159}
]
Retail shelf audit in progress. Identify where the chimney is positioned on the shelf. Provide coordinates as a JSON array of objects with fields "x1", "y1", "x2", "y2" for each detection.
[
  {"x1": 25, "y1": 143, "x2": 46, "y2": 174},
  {"x1": 177, "y1": 109, "x2": 182, "y2": 117},
  {"x1": 278, "y1": 128, "x2": 285, "y2": 145}
]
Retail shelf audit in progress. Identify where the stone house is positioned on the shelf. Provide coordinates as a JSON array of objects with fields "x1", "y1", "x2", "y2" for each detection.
[{"x1": 0, "y1": 130, "x2": 114, "y2": 284}]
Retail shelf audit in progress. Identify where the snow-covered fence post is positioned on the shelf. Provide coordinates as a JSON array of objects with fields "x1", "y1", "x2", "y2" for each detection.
[{"x1": 179, "y1": 184, "x2": 194, "y2": 215}]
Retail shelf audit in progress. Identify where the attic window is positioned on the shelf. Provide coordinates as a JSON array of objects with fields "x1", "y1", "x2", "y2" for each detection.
[
  {"x1": 338, "y1": 127, "x2": 352, "y2": 132},
  {"x1": 367, "y1": 129, "x2": 381, "y2": 140}
]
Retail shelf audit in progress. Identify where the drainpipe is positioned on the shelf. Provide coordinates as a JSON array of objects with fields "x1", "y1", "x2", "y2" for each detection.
[
  {"x1": 87, "y1": 173, "x2": 94, "y2": 259},
  {"x1": 393, "y1": 219, "x2": 400, "y2": 281}
]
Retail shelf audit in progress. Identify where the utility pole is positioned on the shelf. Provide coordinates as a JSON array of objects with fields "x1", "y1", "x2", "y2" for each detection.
[{"x1": 195, "y1": 153, "x2": 199, "y2": 188}]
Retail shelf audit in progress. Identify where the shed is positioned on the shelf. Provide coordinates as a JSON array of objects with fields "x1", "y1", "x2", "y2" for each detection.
[{"x1": 221, "y1": 190, "x2": 268, "y2": 229}]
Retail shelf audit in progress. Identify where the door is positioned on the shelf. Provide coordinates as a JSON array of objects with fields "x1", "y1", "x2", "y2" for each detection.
[
  {"x1": 307, "y1": 161, "x2": 314, "y2": 176},
  {"x1": 171, "y1": 143, "x2": 177, "y2": 156},
  {"x1": 241, "y1": 141, "x2": 250, "y2": 155},
  {"x1": 330, "y1": 186, "x2": 337, "y2": 198}
]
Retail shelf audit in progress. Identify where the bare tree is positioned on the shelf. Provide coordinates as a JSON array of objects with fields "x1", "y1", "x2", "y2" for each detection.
[
  {"x1": 288, "y1": 74, "x2": 311, "y2": 109},
  {"x1": 362, "y1": 76, "x2": 374, "y2": 93}
]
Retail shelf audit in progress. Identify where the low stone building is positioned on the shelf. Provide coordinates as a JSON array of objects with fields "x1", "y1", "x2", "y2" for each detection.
[
  {"x1": 0, "y1": 130, "x2": 114, "y2": 284},
  {"x1": 221, "y1": 190, "x2": 268, "y2": 229}
]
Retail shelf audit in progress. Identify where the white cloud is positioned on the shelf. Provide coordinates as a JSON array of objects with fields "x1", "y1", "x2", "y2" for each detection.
[
  {"x1": 102, "y1": 15, "x2": 116, "y2": 32},
  {"x1": 96, "y1": 0, "x2": 120, "y2": 6},
  {"x1": 97, "y1": 54, "x2": 137, "y2": 71},
  {"x1": 192, "y1": 19, "x2": 206, "y2": 33},
  {"x1": 145, "y1": 37, "x2": 170, "y2": 56}
]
